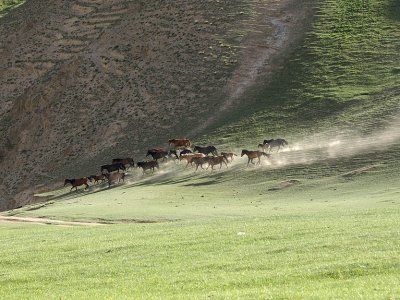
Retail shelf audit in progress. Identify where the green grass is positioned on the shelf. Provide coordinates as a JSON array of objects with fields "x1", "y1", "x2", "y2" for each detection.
[
  {"x1": 0, "y1": 206, "x2": 399, "y2": 299},
  {"x1": 0, "y1": 0, "x2": 24, "y2": 17},
  {"x1": 199, "y1": 0, "x2": 400, "y2": 146}
]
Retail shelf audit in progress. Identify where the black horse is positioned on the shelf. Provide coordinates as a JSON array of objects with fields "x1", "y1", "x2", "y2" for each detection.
[
  {"x1": 101, "y1": 162, "x2": 126, "y2": 174},
  {"x1": 179, "y1": 149, "x2": 193, "y2": 156},
  {"x1": 193, "y1": 145, "x2": 218, "y2": 156},
  {"x1": 137, "y1": 161, "x2": 159, "y2": 173},
  {"x1": 259, "y1": 138, "x2": 288, "y2": 152},
  {"x1": 146, "y1": 149, "x2": 169, "y2": 161},
  {"x1": 111, "y1": 158, "x2": 134, "y2": 169}
]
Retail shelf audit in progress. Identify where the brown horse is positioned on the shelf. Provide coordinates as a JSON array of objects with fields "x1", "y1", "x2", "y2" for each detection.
[
  {"x1": 88, "y1": 174, "x2": 106, "y2": 184},
  {"x1": 137, "y1": 161, "x2": 159, "y2": 174},
  {"x1": 64, "y1": 177, "x2": 89, "y2": 191},
  {"x1": 169, "y1": 138, "x2": 192, "y2": 149},
  {"x1": 104, "y1": 172, "x2": 125, "y2": 188},
  {"x1": 221, "y1": 152, "x2": 237, "y2": 162},
  {"x1": 207, "y1": 155, "x2": 228, "y2": 170},
  {"x1": 179, "y1": 153, "x2": 206, "y2": 167},
  {"x1": 191, "y1": 156, "x2": 211, "y2": 171},
  {"x1": 241, "y1": 150, "x2": 270, "y2": 165}
]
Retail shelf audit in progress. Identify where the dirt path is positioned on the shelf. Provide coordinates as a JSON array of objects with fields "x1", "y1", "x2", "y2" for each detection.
[{"x1": 0, "y1": 215, "x2": 105, "y2": 226}]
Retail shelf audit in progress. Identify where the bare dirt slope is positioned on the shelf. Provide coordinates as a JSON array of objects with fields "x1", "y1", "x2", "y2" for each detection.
[{"x1": 0, "y1": 0, "x2": 312, "y2": 210}]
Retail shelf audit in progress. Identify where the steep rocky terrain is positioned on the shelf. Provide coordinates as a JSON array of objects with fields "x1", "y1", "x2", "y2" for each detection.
[{"x1": 0, "y1": 0, "x2": 312, "y2": 210}]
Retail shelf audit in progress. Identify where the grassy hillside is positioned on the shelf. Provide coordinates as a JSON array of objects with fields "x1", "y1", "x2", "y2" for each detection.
[
  {"x1": 202, "y1": 0, "x2": 400, "y2": 145},
  {"x1": 0, "y1": 0, "x2": 24, "y2": 17},
  {"x1": 0, "y1": 0, "x2": 399, "y2": 298}
]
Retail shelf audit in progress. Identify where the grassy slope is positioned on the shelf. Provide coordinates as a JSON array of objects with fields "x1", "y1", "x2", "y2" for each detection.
[
  {"x1": 0, "y1": 0, "x2": 24, "y2": 17},
  {"x1": 0, "y1": 0, "x2": 399, "y2": 298}
]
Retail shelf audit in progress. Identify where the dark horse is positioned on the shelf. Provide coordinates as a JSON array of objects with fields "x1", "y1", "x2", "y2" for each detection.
[
  {"x1": 146, "y1": 149, "x2": 169, "y2": 161},
  {"x1": 241, "y1": 150, "x2": 270, "y2": 165},
  {"x1": 259, "y1": 138, "x2": 288, "y2": 152},
  {"x1": 64, "y1": 177, "x2": 89, "y2": 191},
  {"x1": 137, "y1": 161, "x2": 159, "y2": 173},
  {"x1": 101, "y1": 162, "x2": 126, "y2": 174},
  {"x1": 112, "y1": 158, "x2": 134, "y2": 169},
  {"x1": 193, "y1": 145, "x2": 218, "y2": 156}
]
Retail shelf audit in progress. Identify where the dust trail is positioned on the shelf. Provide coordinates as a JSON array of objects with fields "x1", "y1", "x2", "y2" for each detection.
[{"x1": 250, "y1": 115, "x2": 400, "y2": 169}]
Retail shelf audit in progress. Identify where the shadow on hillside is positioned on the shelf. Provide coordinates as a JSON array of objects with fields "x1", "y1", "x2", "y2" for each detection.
[{"x1": 386, "y1": 0, "x2": 400, "y2": 21}]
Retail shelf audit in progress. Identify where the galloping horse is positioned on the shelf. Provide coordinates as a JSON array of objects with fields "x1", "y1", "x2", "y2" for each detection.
[
  {"x1": 169, "y1": 138, "x2": 192, "y2": 149},
  {"x1": 207, "y1": 156, "x2": 228, "y2": 170},
  {"x1": 146, "y1": 149, "x2": 169, "y2": 161},
  {"x1": 88, "y1": 174, "x2": 106, "y2": 184},
  {"x1": 112, "y1": 158, "x2": 134, "y2": 169},
  {"x1": 104, "y1": 172, "x2": 125, "y2": 188},
  {"x1": 137, "y1": 161, "x2": 159, "y2": 173},
  {"x1": 260, "y1": 138, "x2": 288, "y2": 152},
  {"x1": 241, "y1": 150, "x2": 270, "y2": 165},
  {"x1": 221, "y1": 152, "x2": 237, "y2": 162},
  {"x1": 191, "y1": 156, "x2": 211, "y2": 171},
  {"x1": 64, "y1": 177, "x2": 89, "y2": 191},
  {"x1": 193, "y1": 145, "x2": 218, "y2": 156},
  {"x1": 101, "y1": 162, "x2": 126, "y2": 174},
  {"x1": 179, "y1": 153, "x2": 206, "y2": 167}
]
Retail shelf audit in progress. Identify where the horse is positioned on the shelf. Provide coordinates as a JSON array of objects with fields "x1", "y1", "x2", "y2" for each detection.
[
  {"x1": 169, "y1": 138, "x2": 192, "y2": 149},
  {"x1": 64, "y1": 177, "x2": 89, "y2": 191},
  {"x1": 101, "y1": 162, "x2": 126, "y2": 174},
  {"x1": 137, "y1": 161, "x2": 159, "y2": 173},
  {"x1": 179, "y1": 153, "x2": 206, "y2": 167},
  {"x1": 191, "y1": 156, "x2": 211, "y2": 171},
  {"x1": 146, "y1": 149, "x2": 169, "y2": 161},
  {"x1": 207, "y1": 155, "x2": 228, "y2": 170},
  {"x1": 258, "y1": 143, "x2": 271, "y2": 152},
  {"x1": 179, "y1": 149, "x2": 192, "y2": 156},
  {"x1": 241, "y1": 150, "x2": 270, "y2": 165},
  {"x1": 104, "y1": 172, "x2": 125, "y2": 188},
  {"x1": 112, "y1": 158, "x2": 134, "y2": 169},
  {"x1": 221, "y1": 152, "x2": 237, "y2": 162},
  {"x1": 88, "y1": 174, "x2": 106, "y2": 184},
  {"x1": 261, "y1": 138, "x2": 288, "y2": 152},
  {"x1": 193, "y1": 145, "x2": 218, "y2": 156},
  {"x1": 168, "y1": 150, "x2": 179, "y2": 160}
]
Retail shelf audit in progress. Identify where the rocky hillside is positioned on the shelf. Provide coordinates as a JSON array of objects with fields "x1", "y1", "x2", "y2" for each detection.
[{"x1": 0, "y1": 0, "x2": 312, "y2": 210}]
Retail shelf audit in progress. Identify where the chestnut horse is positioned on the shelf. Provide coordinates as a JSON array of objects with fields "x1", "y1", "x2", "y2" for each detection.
[
  {"x1": 179, "y1": 153, "x2": 206, "y2": 167},
  {"x1": 64, "y1": 177, "x2": 89, "y2": 191},
  {"x1": 207, "y1": 155, "x2": 228, "y2": 170},
  {"x1": 241, "y1": 150, "x2": 270, "y2": 165},
  {"x1": 169, "y1": 138, "x2": 192, "y2": 149}
]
